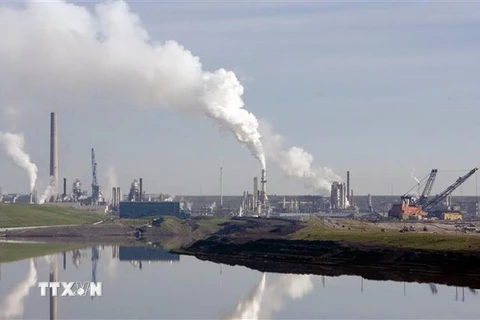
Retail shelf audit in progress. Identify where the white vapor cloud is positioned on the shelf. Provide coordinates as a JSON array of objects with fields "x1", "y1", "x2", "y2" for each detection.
[
  {"x1": 224, "y1": 273, "x2": 314, "y2": 320},
  {"x1": 0, "y1": 259, "x2": 37, "y2": 319},
  {"x1": 260, "y1": 120, "x2": 341, "y2": 193},
  {"x1": 0, "y1": 0, "x2": 266, "y2": 170},
  {"x1": 0, "y1": 131, "x2": 38, "y2": 192}
]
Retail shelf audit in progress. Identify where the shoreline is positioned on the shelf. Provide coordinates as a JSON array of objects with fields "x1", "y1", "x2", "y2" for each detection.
[{"x1": 3, "y1": 216, "x2": 480, "y2": 288}]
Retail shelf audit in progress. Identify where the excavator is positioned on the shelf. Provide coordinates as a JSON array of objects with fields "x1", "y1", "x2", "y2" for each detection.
[{"x1": 389, "y1": 167, "x2": 478, "y2": 219}]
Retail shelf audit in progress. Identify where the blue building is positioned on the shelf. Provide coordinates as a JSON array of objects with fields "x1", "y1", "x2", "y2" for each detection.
[
  {"x1": 119, "y1": 201, "x2": 187, "y2": 219},
  {"x1": 118, "y1": 246, "x2": 180, "y2": 261}
]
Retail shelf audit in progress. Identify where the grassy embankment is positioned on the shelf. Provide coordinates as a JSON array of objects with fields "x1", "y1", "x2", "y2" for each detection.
[
  {"x1": 0, "y1": 204, "x2": 103, "y2": 228},
  {"x1": 292, "y1": 218, "x2": 480, "y2": 251},
  {"x1": 0, "y1": 242, "x2": 87, "y2": 263}
]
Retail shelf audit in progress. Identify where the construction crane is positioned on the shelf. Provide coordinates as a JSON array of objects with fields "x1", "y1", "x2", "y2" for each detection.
[
  {"x1": 389, "y1": 169, "x2": 437, "y2": 219},
  {"x1": 422, "y1": 167, "x2": 478, "y2": 213},
  {"x1": 389, "y1": 168, "x2": 477, "y2": 219},
  {"x1": 91, "y1": 148, "x2": 99, "y2": 204},
  {"x1": 417, "y1": 169, "x2": 438, "y2": 206}
]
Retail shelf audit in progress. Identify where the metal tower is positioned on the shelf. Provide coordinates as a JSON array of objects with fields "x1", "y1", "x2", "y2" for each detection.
[{"x1": 91, "y1": 148, "x2": 99, "y2": 204}]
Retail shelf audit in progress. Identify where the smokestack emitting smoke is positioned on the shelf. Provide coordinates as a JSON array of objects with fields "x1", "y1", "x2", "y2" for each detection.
[
  {"x1": 0, "y1": 259, "x2": 37, "y2": 319},
  {"x1": 0, "y1": 0, "x2": 266, "y2": 170},
  {"x1": 0, "y1": 131, "x2": 38, "y2": 192},
  {"x1": 259, "y1": 121, "x2": 341, "y2": 192}
]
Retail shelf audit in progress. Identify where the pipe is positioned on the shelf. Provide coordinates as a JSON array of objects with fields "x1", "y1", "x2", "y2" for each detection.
[
  {"x1": 253, "y1": 177, "x2": 258, "y2": 210},
  {"x1": 63, "y1": 178, "x2": 67, "y2": 197},
  {"x1": 139, "y1": 178, "x2": 143, "y2": 202}
]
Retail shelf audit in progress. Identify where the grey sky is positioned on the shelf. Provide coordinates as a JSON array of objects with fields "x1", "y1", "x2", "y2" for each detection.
[{"x1": 0, "y1": 0, "x2": 479, "y2": 196}]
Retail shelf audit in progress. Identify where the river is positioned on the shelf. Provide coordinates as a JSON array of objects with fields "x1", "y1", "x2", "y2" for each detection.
[{"x1": 0, "y1": 245, "x2": 478, "y2": 319}]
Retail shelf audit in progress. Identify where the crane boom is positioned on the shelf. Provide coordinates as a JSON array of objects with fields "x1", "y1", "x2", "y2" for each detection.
[
  {"x1": 423, "y1": 168, "x2": 478, "y2": 212},
  {"x1": 417, "y1": 169, "x2": 438, "y2": 206}
]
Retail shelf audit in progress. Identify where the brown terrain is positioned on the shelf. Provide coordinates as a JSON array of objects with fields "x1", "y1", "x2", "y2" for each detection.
[{"x1": 4, "y1": 216, "x2": 480, "y2": 288}]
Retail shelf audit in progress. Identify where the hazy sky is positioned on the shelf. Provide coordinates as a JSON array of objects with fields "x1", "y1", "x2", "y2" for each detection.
[{"x1": 0, "y1": 0, "x2": 479, "y2": 196}]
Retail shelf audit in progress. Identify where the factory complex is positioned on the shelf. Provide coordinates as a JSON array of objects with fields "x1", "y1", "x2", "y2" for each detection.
[{"x1": 1, "y1": 112, "x2": 479, "y2": 222}]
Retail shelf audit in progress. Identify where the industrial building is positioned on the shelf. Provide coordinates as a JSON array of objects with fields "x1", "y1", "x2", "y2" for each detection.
[
  {"x1": 118, "y1": 201, "x2": 187, "y2": 219},
  {"x1": 239, "y1": 169, "x2": 270, "y2": 216}
]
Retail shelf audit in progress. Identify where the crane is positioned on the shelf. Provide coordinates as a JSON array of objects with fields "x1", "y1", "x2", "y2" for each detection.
[
  {"x1": 417, "y1": 169, "x2": 438, "y2": 206},
  {"x1": 422, "y1": 167, "x2": 478, "y2": 213},
  {"x1": 389, "y1": 168, "x2": 477, "y2": 219},
  {"x1": 91, "y1": 148, "x2": 99, "y2": 204}
]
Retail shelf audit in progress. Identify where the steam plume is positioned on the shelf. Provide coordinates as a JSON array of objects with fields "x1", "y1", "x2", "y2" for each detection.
[
  {"x1": 0, "y1": 131, "x2": 38, "y2": 191},
  {"x1": 38, "y1": 176, "x2": 55, "y2": 204},
  {"x1": 223, "y1": 273, "x2": 266, "y2": 320},
  {"x1": 260, "y1": 121, "x2": 341, "y2": 192},
  {"x1": 410, "y1": 166, "x2": 421, "y2": 195},
  {"x1": 224, "y1": 273, "x2": 313, "y2": 320},
  {"x1": 0, "y1": 259, "x2": 37, "y2": 319},
  {"x1": 0, "y1": 0, "x2": 265, "y2": 169},
  {"x1": 105, "y1": 166, "x2": 118, "y2": 197}
]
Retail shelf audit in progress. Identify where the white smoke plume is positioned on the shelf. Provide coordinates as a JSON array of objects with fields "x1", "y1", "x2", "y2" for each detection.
[
  {"x1": 0, "y1": 131, "x2": 38, "y2": 192},
  {"x1": 260, "y1": 121, "x2": 341, "y2": 193},
  {"x1": 38, "y1": 176, "x2": 55, "y2": 204},
  {"x1": 0, "y1": 259, "x2": 37, "y2": 319},
  {"x1": 164, "y1": 194, "x2": 175, "y2": 202},
  {"x1": 223, "y1": 273, "x2": 266, "y2": 320},
  {"x1": 105, "y1": 166, "x2": 118, "y2": 200},
  {"x1": 224, "y1": 273, "x2": 314, "y2": 320},
  {"x1": 0, "y1": 0, "x2": 266, "y2": 169}
]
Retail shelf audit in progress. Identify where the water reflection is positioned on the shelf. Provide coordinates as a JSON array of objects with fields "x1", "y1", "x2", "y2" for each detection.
[
  {"x1": 0, "y1": 244, "x2": 479, "y2": 319},
  {"x1": 0, "y1": 259, "x2": 37, "y2": 319}
]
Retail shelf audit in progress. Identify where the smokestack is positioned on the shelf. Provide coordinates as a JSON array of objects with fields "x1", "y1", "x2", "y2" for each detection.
[
  {"x1": 112, "y1": 187, "x2": 117, "y2": 206},
  {"x1": 350, "y1": 189, "x2": 354, "y2": 207},
  {"x1": 50, "y1": 112, "x2": 58, "y2": 199},
  {"x1": 63, "y1": 178, "x2": 66, "y2": 198},
  {"x1": 139, "y1": 178, "x2": 143, "y2": 202},
  {"x1": 253, "y1": 177, "x2": 258, "y2": 209},
  {"x1": 116, "y1": 187, "x2": 121, "y2": 204},
  {"x1": 346, "y1": 171, "x2": 350, "y2": 202},
  {"x1": 260, "y1": 169, "x2": 268, "y2": 215}
]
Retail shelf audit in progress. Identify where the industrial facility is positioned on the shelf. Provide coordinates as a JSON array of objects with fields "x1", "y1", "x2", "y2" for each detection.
[
  {"x1": 388, "y1": 168, "x2": 478, "y2": 220},
  {"x1": 1, "y1": 111, "x2": 479, "y2": 222}
]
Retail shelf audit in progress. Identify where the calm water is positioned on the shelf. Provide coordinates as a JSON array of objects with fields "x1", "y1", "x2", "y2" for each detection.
[{"x1": 0, "y1": 245, "x2": 479, "y2": 319}]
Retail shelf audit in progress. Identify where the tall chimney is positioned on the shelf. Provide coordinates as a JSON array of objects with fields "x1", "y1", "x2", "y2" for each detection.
[
  {"x1": 350, "y1": 189, "x2": 354, "y2": 207},
  {"x1": 261, "y1": 169, "x2": 268, "y2": 214},
  {"x1": 253, "y1": 177, "x2": 258, "y2": 209},
  {"x1": 50, "y1": 112, "x2": 58, "y2": 198},
  {"x1": 63, "y1": 178, "x2": 67, "y2": 197},
  {"x1": 112, "y1": 187, "x2": 117, "y2": 206},
  {"x1": 116, "y1": 187, "x2": 121, "y2": 204},
  {"x1": 139, "y1": 178, "x2": 143, "y2": 202},
  {"x1": 346, "y1": 171, "x2": 350, "y2": 202}
]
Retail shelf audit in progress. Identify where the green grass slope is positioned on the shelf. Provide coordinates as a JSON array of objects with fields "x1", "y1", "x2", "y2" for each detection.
[
  {"x1": 0, "y1": 204, "x2": 102, "y2": 228},
  {"x1": 292, "y1": 219, "x2": 480, "y2": 251}
]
